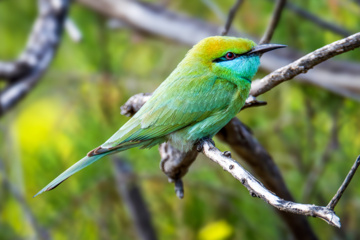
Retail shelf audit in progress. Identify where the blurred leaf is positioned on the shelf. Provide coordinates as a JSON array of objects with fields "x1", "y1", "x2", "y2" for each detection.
[{"x1": 198, "y1": 220, "x2": 233, "y2": 240}]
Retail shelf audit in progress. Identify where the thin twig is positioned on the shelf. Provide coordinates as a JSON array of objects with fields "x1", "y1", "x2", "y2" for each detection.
[
  {"x1": 259, "y1": 0, "x2": 286, "y2": 44},
  {"x1": 271, "y1": 0, "x2": 352, "y2": 37},
  {"x1": 221, "y1": 0, "x2": 244, "y2": 36},
  {"x1": 250, "y1": 32, "x2": 360, "y2": 97},
  {"x1": 199, "y1": 139, "x2": 341, "y2": 227},
  {"x1": 327, "y1": 156, "x2": 360, "y2": 210}
]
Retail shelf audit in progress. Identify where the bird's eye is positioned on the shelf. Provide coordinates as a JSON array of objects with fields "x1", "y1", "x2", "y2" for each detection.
[{"x1": 225, "y1": 52, "x2": 236, "y2": 60}]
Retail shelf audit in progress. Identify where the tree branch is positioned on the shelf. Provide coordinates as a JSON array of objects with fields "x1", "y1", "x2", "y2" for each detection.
[
  {"x1": 250, "y1": 32, "x2": 360, "y2": 97},
  {"x1": 0, "y1": 0, "x2": 70, "y2": 117},
  {"x1": 327, "y1": 155, "x2": 360, "y2": 210},
  {"x1": 273, "y1": 0, "x2": 353, "y2": 37},
  {"x1": 198, "y1": 139, "x2": 341, "y2": 227},
  {"x1": 259, "y1": 0, "x2": 286, "y2": 44},
  {"x1": 158, "y1": 143, "x2": 198, "y2": 199},
  {"x1": 112, "y1": 158, "x2": 157, "y2": 240},
  {"x1": 216, "y1": 117, "x2": 316, "y2": 239},
  {"x1": 221, "y1": 0, "x2": 244, "y2": 36}
]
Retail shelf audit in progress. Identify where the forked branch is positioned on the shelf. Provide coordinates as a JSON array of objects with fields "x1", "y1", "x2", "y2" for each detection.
[{"x1": 199, "y1": 139, "x2": 341, "y2": 227}]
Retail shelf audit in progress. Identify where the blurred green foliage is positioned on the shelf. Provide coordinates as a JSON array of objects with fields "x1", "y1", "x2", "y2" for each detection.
[{"x1": 1, "y1": 0, "x2": 360, "y2": 239}]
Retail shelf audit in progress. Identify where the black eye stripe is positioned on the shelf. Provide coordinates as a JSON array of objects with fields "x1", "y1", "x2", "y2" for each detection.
[{"x1": 213, "y1": 50, "x2": 252, "y2": 63}]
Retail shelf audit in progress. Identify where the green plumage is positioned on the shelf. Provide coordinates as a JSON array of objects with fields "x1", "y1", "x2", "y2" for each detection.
[{"x1": 34, "y1": 36, "x2": 284, "y2": 197}]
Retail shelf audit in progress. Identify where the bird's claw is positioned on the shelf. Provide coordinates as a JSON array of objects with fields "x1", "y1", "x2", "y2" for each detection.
[
  {"x1": 196, "y1": 137, "x2": 215, "y2": 152},
  {"x1": 174, "y1": 179, "x2": 184, "y2": 199}
]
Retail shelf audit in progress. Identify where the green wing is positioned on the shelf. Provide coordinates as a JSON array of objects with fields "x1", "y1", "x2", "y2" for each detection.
[
  {"x1": 100, "y1": 73, "x2": 237, "y2": 151},
  {"x1": 34, "y1": 74, "x2": 238, "y2": 197}
]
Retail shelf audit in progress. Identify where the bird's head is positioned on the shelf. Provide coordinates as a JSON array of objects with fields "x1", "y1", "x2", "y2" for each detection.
[{"x1": 184, "y1": 36, "x2": 285, "y2": 84}]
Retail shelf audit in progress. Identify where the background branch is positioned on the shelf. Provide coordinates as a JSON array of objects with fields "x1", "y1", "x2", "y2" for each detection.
[
  {"x1": 221, "y1": 0, "x2": 244, "y2": 36},
  {"x1": 275, "y1": 0, "x2": 353, "y2": 37},
  {"x1": 259, "y1": 0, "x2": 286, "y2": 44},
  {"x1": 0, "y1": 0, "x2": 69, "y2": 117},
  {"x1": 112, "y1": 158, "x2": 157, "y2": 240}
]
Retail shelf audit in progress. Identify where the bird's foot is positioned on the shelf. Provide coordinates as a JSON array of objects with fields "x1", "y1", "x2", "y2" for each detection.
[
  {"x1": 196, "y1": 137, "x2": 215, "y2": 152},
  {"x1": 174, "y1": 178, "x2": 184, "y2": 199}
]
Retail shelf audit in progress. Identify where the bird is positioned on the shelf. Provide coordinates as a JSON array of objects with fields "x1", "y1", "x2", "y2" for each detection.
[{"x1": 34, "y1": 36, "x2": 285, "y2": 197}]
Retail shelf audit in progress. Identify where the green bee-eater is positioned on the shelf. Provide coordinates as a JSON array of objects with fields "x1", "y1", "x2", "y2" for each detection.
[{"x1": 34, "y1": 36, "x2": 285, "y2": 197}]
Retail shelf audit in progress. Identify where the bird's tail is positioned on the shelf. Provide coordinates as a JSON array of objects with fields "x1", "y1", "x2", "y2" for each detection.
[
  {"x1": 33, "y1": 153, "x2": 105, "y2": 197},
  {"x1": 33, "y1": 138, "x2": 165, "y2": 197}
]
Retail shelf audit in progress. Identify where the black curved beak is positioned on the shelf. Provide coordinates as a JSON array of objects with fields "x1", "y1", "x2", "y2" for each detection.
[{"x1": 248, "y1": 44, "x2": 286, "y2": 55}]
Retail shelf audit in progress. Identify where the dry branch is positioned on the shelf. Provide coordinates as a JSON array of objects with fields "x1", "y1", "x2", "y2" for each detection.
[
  {"x1": 327, "y1": 156, "x2": 360, "y2": 210},
  {"x1": 221, "y1": 0, "x2": 244, "y2": 36},
  {"x1": 112, "y1": 158, "x2": 157, "y2": 240},
  {"x1": 199, "y1": 139, "x2": 341, "y2": 227},
  {"x1": 250, "y1": 32, "x2": 360, "y2": 97},
  {"x1": 216, "y1": 118, "x2": 316, "y2": 239},
  {"x1": 0, "y1": 0, "x2": 69, "y2": 117},
  {"x1": 278, "y1": 0, "x2": 353, "y2": 37},
  {"x1": 158, "y1": 143, "x2": 198, "y2": 199},
  {"x1": 259, "y1": 0, "x2": 286, "y2": 44}
]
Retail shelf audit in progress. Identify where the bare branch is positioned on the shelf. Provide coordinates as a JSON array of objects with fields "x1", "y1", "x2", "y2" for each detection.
[
  {"x1": 120, "y1": 93, "x2": 152, "y2": 117},
  {"x1": 327, "y1": 156, "x2": 360, "y2": 210},
  {"x1": 259, "y1": 0, "x2": 286, "y2": 44},
  {"x1": 199, "y1": 139, "x2": 341, "y2": 227},
  {"x1": 159, "y1": 143, "x2": 198, "y2": 199},
  {"x1": 112, "y1": 158, "x2": 158, "y2": 240},
  {"x1": 0, "y1": 0, "x2": 69, "y2": 117},
  {"x1": 216, "y1": 118, "x2": 316, "y2": 239},
  {"x1": 281, "y1": 0, "x2": 352, "y2": 37},
  {"x1": 241, "y1": 95, "x2": 267, "y2": 110},
  {"x1": 221, "y1": 0, "x2": 244, "y2": 36},
  {"x1": 250, "y1": 32, "x2": 360, "y2": 97}
]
